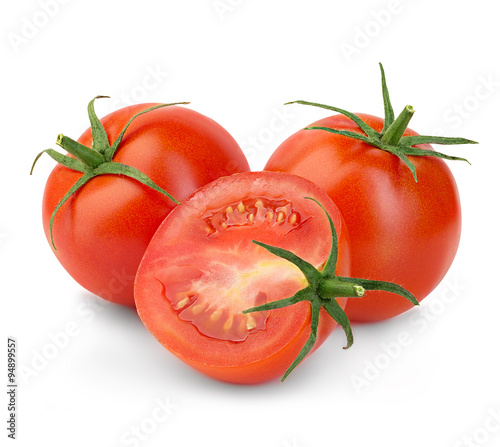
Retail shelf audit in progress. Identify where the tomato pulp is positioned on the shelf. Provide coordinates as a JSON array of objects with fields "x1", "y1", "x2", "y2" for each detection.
[
  {"x1": 42, "y1": 103, "x2": 249, "y2": 307},
  {"x1": 135, "y1": 172, "x2": 350, "y2": 384}
]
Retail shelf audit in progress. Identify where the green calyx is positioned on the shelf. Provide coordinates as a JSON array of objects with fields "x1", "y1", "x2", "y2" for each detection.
[
  {"x1": 286, "y1": 63, "x2": 478, "y2": 181},
  {"x1": 243, "y1": 197, "x2": 418, "y2": 381},
  {"x1": 30, "y1": 96, "x2": 189, "y2": 250}
]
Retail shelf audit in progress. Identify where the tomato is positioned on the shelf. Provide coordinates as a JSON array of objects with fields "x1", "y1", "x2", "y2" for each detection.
[
  {"x1": 265, "y1": 65, "x2": 475, "y2": 322},
  {"x1": 38, "y1": 99, "x2": 250, "y2": 307},
  {"x1": 265, "y1": 66, "x2": 475, "y2": 321},
  {"x1": 266, "y1": 115, "x2": 457, "y2": 321},
  {"x1": 134, "y1": 171, "x2": 352, "y2": 384}
]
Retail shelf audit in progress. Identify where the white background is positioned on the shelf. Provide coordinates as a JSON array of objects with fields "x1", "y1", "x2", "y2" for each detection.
[{"x1": 2, "y1": 1, "x2": 499, "y2": 446}]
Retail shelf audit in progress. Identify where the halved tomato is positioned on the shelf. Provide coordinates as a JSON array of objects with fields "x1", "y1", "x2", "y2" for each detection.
[{"x1": 134, "y1": 172, "x2": 350, "y2": 384}]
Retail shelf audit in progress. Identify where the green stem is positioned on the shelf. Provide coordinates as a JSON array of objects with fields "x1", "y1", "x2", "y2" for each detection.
[
  {"x1": 290, "y1": 64, "x2": 477, "y2": 182},
  {"x1": 318, "y1": 278, "x2": 365, "y2": 299},
  {"x1": 380, "y1": 105, "x2": 414, "y2": 146},
  {"x1": 56, "y1": 134, "x2": 105, "y2": 169}
]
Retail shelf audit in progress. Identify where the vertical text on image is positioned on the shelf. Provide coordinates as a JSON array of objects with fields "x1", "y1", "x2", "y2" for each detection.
[{"x1": 7, "y1": 338, "x2": 17, "y2": 440}]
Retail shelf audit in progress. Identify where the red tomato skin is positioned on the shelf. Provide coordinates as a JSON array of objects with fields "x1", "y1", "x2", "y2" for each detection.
[
  {"x1": 265, "y1": 113, "x2": 461, "y2": 322},
  {"x1": 42, "y1": 104, "x2": 249, "y2": 307},
  {"x1": 135, "y1": 172, "x2": 350, "y2": 384}
]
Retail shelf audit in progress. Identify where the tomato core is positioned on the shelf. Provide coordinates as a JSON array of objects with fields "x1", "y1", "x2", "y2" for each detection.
[{"x1": 202, "y1": 196, "x2": 307, "y2": 236}]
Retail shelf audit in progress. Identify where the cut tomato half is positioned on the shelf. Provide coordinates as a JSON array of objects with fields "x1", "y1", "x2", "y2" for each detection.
[{"x1": 134, "y1": 171, "x2": 350, "y2": 384}]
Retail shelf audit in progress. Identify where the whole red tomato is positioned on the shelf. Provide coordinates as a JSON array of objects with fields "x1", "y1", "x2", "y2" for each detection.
[
  {"x1": 265, "y1": 65, "x2": 475, "y2": 322},
  {"x1": 34, "y1": 98, "x2": 250, "y2": 307}
]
